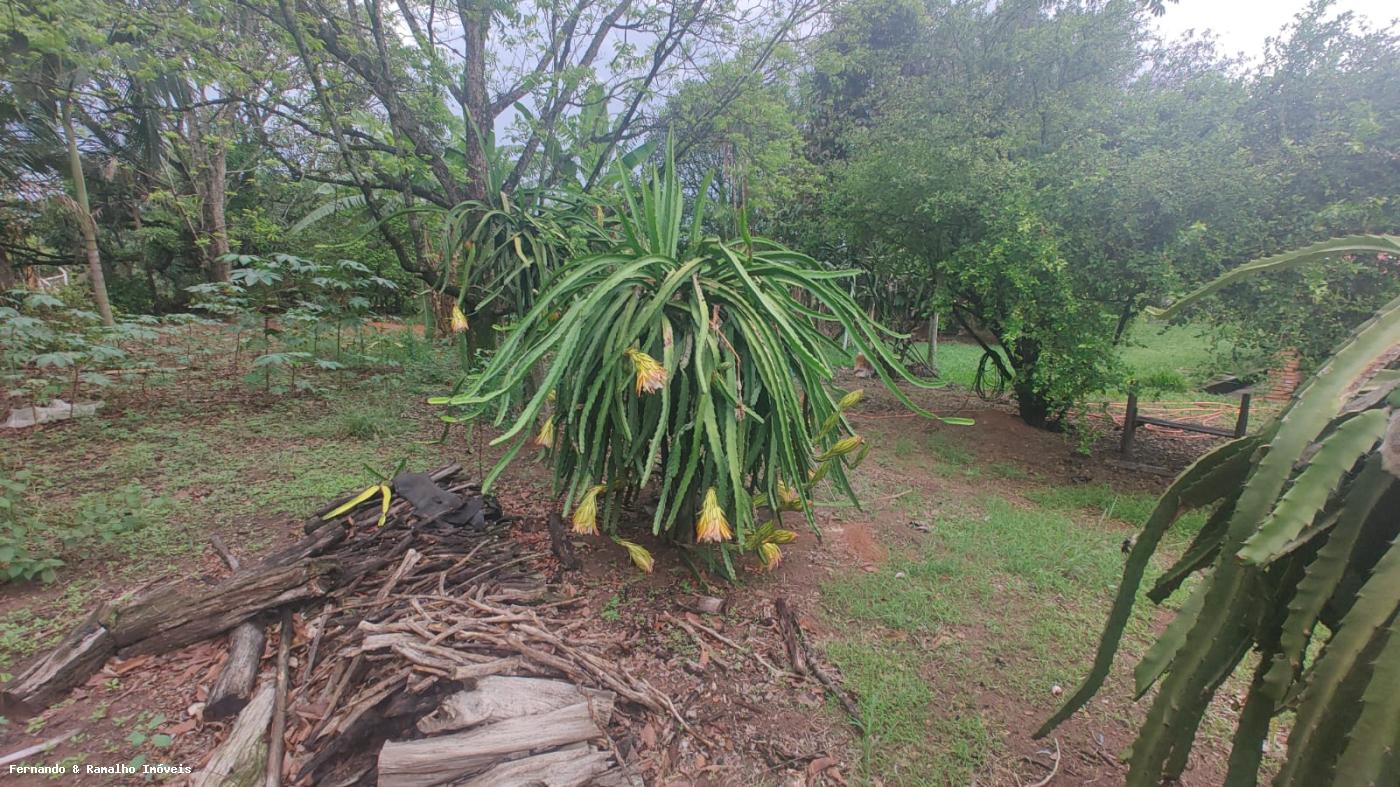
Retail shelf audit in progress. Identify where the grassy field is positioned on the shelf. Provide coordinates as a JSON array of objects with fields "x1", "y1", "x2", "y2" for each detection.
[
  {"x1": 813, "y1": 415, "x2": 1216, "y2": 784},
  {"x1": 911, "y1": 322, "x2": 1231, "y2": 401}
]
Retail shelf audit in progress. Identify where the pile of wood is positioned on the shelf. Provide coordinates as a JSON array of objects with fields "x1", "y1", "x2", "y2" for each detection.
[{"x1": 2, "y1": 464, "x2": 656, "y2": 786}]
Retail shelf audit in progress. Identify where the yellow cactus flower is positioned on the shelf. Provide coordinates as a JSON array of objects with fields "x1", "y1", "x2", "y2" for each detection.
[
  {"x1": 816, "y1": 434, "x2": 864, "y2": 462},
  {"x1": 758, "y1": 542, "x2": 782, "y2": 569},
  {"x1": 768, "y1": 528, "x2": 798, "y2": 545},
  {"x1": 775, "y1": 481, "x2": 802, "y2": 512},
  {"x1": 571, "y1": 484, "x2": 606, "y2": 535},
  {"x1": 696, "y1": 487, "x2": 732, "y2": 543},
  {"x1": 535, "y1": 415, "x2": 555, "y2": 448},
  {"x1": 808, "y1": 461, "x2": 831, "y2": 487},
  {"x1": 624, "y1": 347, "x2": 667, "y2": 395},
  {"x1": 615, "y1": 538, "x2": 655, "y2": 574},
  {"x1": 837, "y1": 389, "x2": 864, "y2": 410},
  {"x1": 450, "y1": 304, "x2": 469, "y2": 333}
]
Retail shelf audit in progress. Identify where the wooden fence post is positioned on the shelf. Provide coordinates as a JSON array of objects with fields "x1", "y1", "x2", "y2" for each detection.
[{"x1": 1233, "y1": 393, "x2": 1252, "y2": 438}]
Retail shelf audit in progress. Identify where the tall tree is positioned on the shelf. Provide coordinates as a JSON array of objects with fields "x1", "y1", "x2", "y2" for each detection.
[{"x1": 235, "y1": 0, "x2": 820, "y2": 301}]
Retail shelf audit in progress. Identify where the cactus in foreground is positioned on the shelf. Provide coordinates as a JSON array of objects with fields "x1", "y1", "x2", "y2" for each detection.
[{"x1": 1040, "y1": 235, "x2": 1400, "y2": 786}]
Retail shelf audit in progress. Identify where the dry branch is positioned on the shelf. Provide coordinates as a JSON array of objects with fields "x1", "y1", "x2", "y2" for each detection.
[
  {"x1": 456, "y1": 746, "x2": 613, "y2": 787},
  {"x1": 266, "y1": 608, "x2": 292, "y2": 787}
]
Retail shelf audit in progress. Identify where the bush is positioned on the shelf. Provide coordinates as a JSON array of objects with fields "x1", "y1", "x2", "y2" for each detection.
[{"x1": 436, "y1": 150, "x2": 965, "y2": 574}]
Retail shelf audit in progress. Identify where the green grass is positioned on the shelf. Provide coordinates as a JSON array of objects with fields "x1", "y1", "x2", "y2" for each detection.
[
  {"x1": 0, "y1": 581, "x2": 95, "y2": 669},
  {"x1": 820, "y1": 494, "x2": 1151, "y2": 784},
  {"x1": 7, "y1": 375, "x2": 452, "y2": 592},
  {"x1": 827, "y1": 639, "x2": 993, "y2": 786},
  {"x1": 912, "y1": 322, "x2": 1231, "y2": 402},
  {"x1": 1118, "y1": 324, "x2": 1228, "y2": 392},
  {"x1": 1028, "y1": 482, "x2": 1209, "y2": 538}
]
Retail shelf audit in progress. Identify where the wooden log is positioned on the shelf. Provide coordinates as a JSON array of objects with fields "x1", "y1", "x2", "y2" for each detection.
[
  {"x1": 455, "y1": 747, "x2": 612, "y2": 787},
  {"x1": 416, "y1": 676, "x2": 608, "y2": 735},
  {"x1": 266, "y1": 608, "x2": 292, "y2": 787},
  {"x1": 260, "y1": 520, "x2": 347, "y2": 568},
  {"x1": 193, "y1": 683, "x2": 274, "y2": 787},
  {"x1": 206, "y1": 622, "x2": 267, "y2": 720},
  {"x1": 377, "y1": 697, "x2": 615, "y2": 787},
  {"x1": 205, "y1": 529, "x2": 271, "y2": 726},
  {"x1": 104, "y1": 559, "x2": 340, "y2": 656},
  {"x1": 293, "y1": 685, "x2": 441, "y2": 784},
  {"x1": 0, "y1": 606, "x2": 113, "y2": 719}
]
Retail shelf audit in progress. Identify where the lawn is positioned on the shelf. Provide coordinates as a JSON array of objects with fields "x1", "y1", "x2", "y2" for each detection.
[
  {"x1": 810, "y1": 404, "x2": 1228, "y2": 785},
  {"x1": 907, "y1": 322, "x2": 1232, "y2": 401}
]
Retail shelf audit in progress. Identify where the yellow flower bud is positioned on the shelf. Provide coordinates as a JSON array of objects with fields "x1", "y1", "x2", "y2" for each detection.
[
  {"x1": 615, "y1": 538, "x2": 654, "y2": 574},
  {"x1": 624, "y1": 347, "x2": 667, "y2": 395},
  {"x1": 837, "y1": 389, "x2": 864, "y2": 411},
  {"x1": 535, "y1": 415, "x2": 555, "y2": 449},
  {"x1": 696, "y1": 487, "x2": 732, "y2": 543},
  {"x1": 775, "y1": 481, "x2": 802, "y2": 512},
  {"x1": 571, "y1": 484, "x2": 605, "y2": 535},
  {"x1": 450, "y1": 304, "x2": 469, "y2": 333},
  {"x1": 816, "y1": 434, "x2": 864, "y2": 462},
  {"x1": 768, "y1": 528, "x2": 798, "y2": 545},
  {"x1": 758, "y1": 542, "x2": 782, "y2": 569}
]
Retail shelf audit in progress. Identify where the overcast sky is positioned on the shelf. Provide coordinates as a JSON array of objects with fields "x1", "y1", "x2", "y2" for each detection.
[{"x1": 1153, "y1": 0, "x2": 1397, "y2": 59}]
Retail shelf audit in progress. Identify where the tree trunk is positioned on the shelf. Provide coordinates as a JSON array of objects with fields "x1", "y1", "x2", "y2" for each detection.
[
  {"x1": 61, "y1": 96, "x2": 114, "y2": 326},
  {"x1": 204, "y1": 142, "x2": 231, "y2": 282},
  {"x1": 458, "y1": 0, "x2": 492, "y2": 205},
  {"x1": 1011, "y1": 353, "x2": 1060, "y2": 431},
  {"x1": 192, "y1": 683, "x2": 274, "y2": 787},
  {"x1": 0, "y1": 606, "x2": 114, "y2": 719},
  {"x1": 377, "y1": 697, "x2": 614, "y2": 787},
  {"x1": 927, "y1": 312, "x2": 939, "y2": 371},
  {"x1": 0, "y1": 243, "x2": 16, "y2": 290}
]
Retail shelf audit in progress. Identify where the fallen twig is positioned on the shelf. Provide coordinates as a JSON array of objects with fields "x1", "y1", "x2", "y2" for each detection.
[
  {"x1": 267, "y1": 607, "x2": 293, "y2": 787},
  {"x1": 0, "y1": 729, "x2": 79, "y2": 767},
  {"x1": 1026, "y1": 738, "x2": 1061, "y2": 787}
]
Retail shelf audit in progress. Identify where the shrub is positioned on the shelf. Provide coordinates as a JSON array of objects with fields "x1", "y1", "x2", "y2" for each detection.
[{"x1": 435, "y1": 149, "x2": 966, "y2": 573}]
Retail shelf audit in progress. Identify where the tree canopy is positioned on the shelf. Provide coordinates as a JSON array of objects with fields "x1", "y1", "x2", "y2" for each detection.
[{"x1": 3, "y1": 0, "x2": 1396, "y2": 426}]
